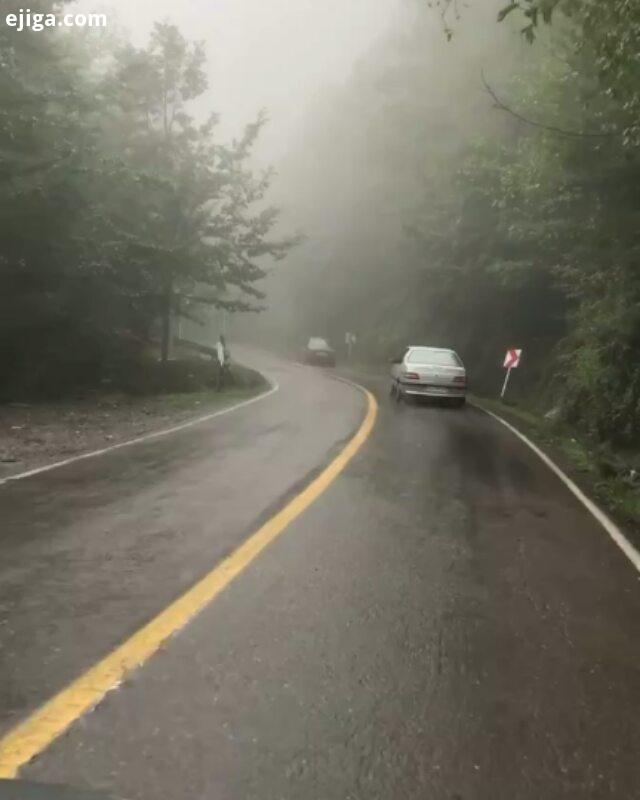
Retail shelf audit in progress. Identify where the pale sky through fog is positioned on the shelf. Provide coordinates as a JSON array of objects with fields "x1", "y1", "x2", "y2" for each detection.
[{"x1": 74, "y1": 0, "x2": 401, "y2": 159}]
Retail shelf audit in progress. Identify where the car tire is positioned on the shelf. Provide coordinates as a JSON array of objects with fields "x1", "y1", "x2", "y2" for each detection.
[
  {"x1": 452, "y1": 397, "x2": 466, "y2": 409},
  {"x1": 395, "y1": 382, "x2": 403, "y2": 403}
]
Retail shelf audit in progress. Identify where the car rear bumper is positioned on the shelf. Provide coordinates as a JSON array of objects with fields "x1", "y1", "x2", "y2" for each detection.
[
  {"x1": 305, "y1": 353, "x2": 335, "y2": 366},
  {"x1": 401, "y1": 383, "x2": 465, "y2": 398}
]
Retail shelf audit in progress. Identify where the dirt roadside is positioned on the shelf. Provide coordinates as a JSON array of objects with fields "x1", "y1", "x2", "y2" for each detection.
[{"x1": 0, "y1": 383, "x2": 264, "y2": 481}]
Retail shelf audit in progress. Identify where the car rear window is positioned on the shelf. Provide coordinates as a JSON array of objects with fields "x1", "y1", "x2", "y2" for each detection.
[
  {"x1": 407, "y1": 348, "x2": 461, "y2": 366},
  {"x1": 308, "y1": 337, "x2": 330, "y2": 350}
]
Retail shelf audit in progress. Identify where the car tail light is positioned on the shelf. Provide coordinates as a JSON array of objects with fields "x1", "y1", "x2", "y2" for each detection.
[
  {"x1": 403, "y1": 372, "x2": 420, "y2": 380},
  {"x1": 453, "y1": 375, "x2": 467, "y2": 385}
]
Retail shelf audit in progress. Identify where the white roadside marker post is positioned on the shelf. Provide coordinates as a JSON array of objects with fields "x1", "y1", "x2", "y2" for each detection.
[
  {"x1": 501, "y1": 367, "x2": 512, "y2": 400},
  {"x1": 501, "y1": 348, "x2": 522, "y2": 401},
  {"x1": 345, "y1": 332, "x2": 356, "y2": 361}
]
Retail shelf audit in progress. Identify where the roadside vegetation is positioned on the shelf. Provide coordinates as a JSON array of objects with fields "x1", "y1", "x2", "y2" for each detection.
[
  {"x1": 277, "y1": 0, "x2": 640, "y2": 460},
  {"x1": 0, "y1": 359, "x2": 266, "y2": 478},
  {"x1": 0, "y1": 1, "x2": 296, "y2": 401}
]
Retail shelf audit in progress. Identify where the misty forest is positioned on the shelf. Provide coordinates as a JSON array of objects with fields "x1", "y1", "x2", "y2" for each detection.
[{"x1": 2, "y1": 0, "x2": 639, "y2": 451}]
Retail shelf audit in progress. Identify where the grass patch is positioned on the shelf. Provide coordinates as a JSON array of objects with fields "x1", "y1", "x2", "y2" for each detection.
[
  {"x1": 0, "y1": 364, "x2": 270, "y2": 479},
  {"x1": 159, "y1": 385, "x2": 264, "y2": 411}
]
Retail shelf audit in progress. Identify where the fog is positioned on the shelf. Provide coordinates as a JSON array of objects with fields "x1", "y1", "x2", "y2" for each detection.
[
  {"x1": 74, "y1": 0, "x2": 401, "y2": 157},
  {"x1": 3, "y1": 1, "x2": 639, "y2": 790},
  {"x1": 7, "y1": 0, "x2": 631, "y2": 438},
  {"x1": 220, "y1": 0, "x2": 525, "y2": 354},
  {"x1": 71, "y1": 0, "x2": 523, "y2": 358}
]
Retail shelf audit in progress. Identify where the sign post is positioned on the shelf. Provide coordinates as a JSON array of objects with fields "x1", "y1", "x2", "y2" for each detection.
[
  {"x1": 501, "y1": 348, "x2": 522, "y2": 400},
  {"x1": 345, "y1": 332, "x2": 356, "y2": 360}
]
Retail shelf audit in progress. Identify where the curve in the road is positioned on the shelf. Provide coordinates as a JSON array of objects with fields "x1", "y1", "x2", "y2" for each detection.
[
  {"x1": 0, "y1": 375, "x2": 280, "y2": 488},
  {"x1": 11, "y1": 367, "x2": 640, "y2": 799},
  {"x1": 0, "y1": 381, "x2": 377, "y2": 779}
]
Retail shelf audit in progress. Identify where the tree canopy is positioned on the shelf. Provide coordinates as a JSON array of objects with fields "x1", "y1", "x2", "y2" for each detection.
[{"x1": 0, "y1": 11, "x2": 296, "y2": 396}]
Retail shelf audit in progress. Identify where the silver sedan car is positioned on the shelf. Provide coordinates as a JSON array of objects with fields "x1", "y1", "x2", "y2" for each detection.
[{"x1": 390, "y1": 346, "x2": 467, "y2": 407}]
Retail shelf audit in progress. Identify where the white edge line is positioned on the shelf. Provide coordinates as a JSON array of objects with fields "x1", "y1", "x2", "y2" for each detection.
[
  {"x1": 0, "y1": 376, "x2": 279, "y2": 487},
  {"x1": 474, "y1": 403, "x2": 640, "y2": 574}
]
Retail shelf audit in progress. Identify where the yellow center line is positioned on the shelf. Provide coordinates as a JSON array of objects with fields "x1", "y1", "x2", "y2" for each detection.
[{"x1": 0, "y1": 386, "x2": 378, "y2": 778}]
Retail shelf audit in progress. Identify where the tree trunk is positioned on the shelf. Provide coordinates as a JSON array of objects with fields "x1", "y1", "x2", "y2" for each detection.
[{"x1": 160, "y1": 278, "x2": 172, "y2": 364}]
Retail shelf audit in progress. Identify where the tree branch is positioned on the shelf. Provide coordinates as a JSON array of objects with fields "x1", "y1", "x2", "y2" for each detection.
[{"x1": 481, "y1": 70, "x2": 613, "y2": 140}]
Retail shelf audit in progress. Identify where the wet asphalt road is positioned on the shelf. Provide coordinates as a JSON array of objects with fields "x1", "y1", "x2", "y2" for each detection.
[{"x1": 2, "y1": 351, "x2": 639, "y2": 799}]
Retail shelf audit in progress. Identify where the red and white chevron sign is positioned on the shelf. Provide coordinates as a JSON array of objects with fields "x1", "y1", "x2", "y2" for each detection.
[{"x1": 503, "y1": 348, "x2": 522, "y2": 369}]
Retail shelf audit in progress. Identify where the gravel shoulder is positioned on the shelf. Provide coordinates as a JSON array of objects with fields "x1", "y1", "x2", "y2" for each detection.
[{"x1": 0, "y1": 384, "x2": 264, "y2": 482}]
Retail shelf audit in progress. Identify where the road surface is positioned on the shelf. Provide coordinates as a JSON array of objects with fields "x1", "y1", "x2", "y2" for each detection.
[{"x1": 1, "y1": 350, "x2": 638, "y2": 799}]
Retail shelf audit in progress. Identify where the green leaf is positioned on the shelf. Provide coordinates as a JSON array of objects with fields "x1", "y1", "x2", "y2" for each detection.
[
  {"x1": 497, "y1": 2, "x2": 520, "y2": 22},
  {"x1": 541, "y1": 2, "x2": 554, "y2": 24}
]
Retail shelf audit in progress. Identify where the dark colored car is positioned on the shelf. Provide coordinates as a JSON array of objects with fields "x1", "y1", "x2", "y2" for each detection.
[{"x1": 303, "y1": 337, "x2": 336, "y2": 367}]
